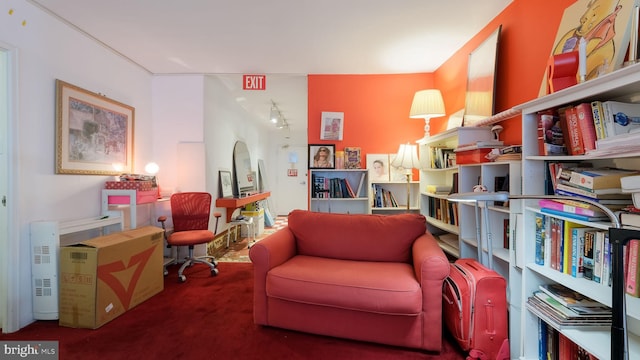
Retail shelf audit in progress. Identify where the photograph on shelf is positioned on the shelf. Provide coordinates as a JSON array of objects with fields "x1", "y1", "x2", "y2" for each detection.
[
  {"x1": 219, "y1": 170, "x2": 233, "y2": 198},
  {"x1": 343, "y1": 146, "x2": 361, "y2": 169},
  {"x1": 55, "y1": 79, "x2": 134, "y2": 175},
  {"x1": 366, "y1": 154, "x2": 390, "y2": 182},
  {"x1": 320, "y1": 111, "x2": 344, "y2": 140},
  {"x1": 309, "y1": 144, "x2": 335, "y2": 169}
]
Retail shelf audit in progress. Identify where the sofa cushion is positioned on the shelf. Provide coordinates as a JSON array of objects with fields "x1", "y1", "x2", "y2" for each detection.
[
  {"x1": 287, "y1": 210, "x2": 426, "y2": 262},
  {"x1": 266, "y1": 255, "x2": 422, "y2": 315}
]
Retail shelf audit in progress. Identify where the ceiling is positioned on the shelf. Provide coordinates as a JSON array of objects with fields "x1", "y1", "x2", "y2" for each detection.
[{"x1": 29, "y1": 0, "x2": 512, "y2": 137}]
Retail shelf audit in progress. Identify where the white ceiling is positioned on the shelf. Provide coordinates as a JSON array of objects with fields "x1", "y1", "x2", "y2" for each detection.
[{"x1": 29, "y1": 0, "x2": 512, "y2": 137}]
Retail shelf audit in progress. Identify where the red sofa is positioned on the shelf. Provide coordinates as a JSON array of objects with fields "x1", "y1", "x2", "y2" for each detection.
[{"x1": 249, "y1": 210, "x2": 450, "y2": 351}]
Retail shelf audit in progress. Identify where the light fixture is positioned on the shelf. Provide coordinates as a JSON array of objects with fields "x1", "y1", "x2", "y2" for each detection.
[
  {"x1": 391, "y1": 143, "x2": 420, "y2": 211},
  {"x1": 144, "y1": 162, "x2": 161, "y2": 199},
  {"x1": 409, "y1": 89, "x2": 445, "y2": 138},
  {"x1": 270, "y1": 102, "x2": 279, "y2": 124},
  {"x1": 447, "y1": 191, "x2": 629, "y2": 360}
]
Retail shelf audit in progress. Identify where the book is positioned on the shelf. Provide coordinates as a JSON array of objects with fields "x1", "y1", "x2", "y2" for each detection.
[
  {"x1": 582, "y1": 230, "x2": 596, "y2": 280},
  {"x1": 626, "y1": 240, "x2": 640, "y2": 297},
  {"x1": 568, "y1": 167, "x2": 638, "y2": 190},
  {"x1": 601, "y1": 232, "x2": 611, "y2": 287},
  {"x1": 574, "y1": 102, "x2": 597, "y2": 152},
  {"x1": 343, "y1": 147, "x2": 361, "y2": 169},
  {"x1": 620, "y1": 211, "x2": 640, "y2": 228},
  {"x1": 535, "y1": 213, "x2": 546, "y2": 265},
  {"x1": 538, "y1": 199, "x2": 605, "y2": 217},
  {"x1": 590, "y1": 100, "x2": 607, "y2": 140},
  {"x1": 537, "y1": 112, "x2": 567, "y2": 156},
  {"x1": 540, "y1": 207, "x2": 608, "y2": 222},
  {"x1": 571, "y1": 227, "x2": 595, "y2": 278},
  {"x1": 538, "y1": 283, "x2": 604, "y2": 308},
  {"x1": 355, "y1": 171, "x2": 366, "y2": 197},
  {"x1": 537, "y1": 318, "x2": 547, "y2": 360},
  {"x1": 593, "y1": 231, "x2": 605, "y2": 284},
  {"x1": 602, "y1": 100, "x2": 640, "y2": 138},
  {"x1": 562, "y1": 220, "x2": 584, "y2": 274},
  {"x1": 563, "y1": 106, "x2": 584, "y2": 155},
  {"x1": 425, "y1": 184, "x2": 451, "y2": 194},
  {"x1": 554, "y1": 183, "x2": 632, "y2": 202}
]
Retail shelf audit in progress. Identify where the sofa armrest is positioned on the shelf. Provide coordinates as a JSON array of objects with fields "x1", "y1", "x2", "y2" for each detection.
[
  {"x1": 248, "y1": 227, "x2": 297, "y2": 325},
  {"x1": 412, "y1": 232, "x2": 449, "y2": 282}
]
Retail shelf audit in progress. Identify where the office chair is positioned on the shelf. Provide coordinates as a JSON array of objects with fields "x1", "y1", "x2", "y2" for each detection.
[{"x1": 158, "y1": 192, "x2": 221, "y2": 283}]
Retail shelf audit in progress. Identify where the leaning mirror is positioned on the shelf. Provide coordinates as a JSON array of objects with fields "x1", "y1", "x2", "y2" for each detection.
[{"x1": 233, "y1": 141, "x2": 255, "y2": 197}]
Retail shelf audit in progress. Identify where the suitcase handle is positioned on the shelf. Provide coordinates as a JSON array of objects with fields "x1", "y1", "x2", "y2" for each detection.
[{"x1": 484, "y1": 301, "x2": 495, "y2": 335}]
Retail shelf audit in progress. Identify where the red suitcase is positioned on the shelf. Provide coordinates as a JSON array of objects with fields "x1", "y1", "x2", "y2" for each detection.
[{"x1": 443, "y1": 258, "x2": 509, "y2": 360}]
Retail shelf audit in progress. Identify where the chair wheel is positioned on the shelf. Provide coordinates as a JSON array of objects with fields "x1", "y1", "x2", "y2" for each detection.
[
  {"x1": 178, "y1": 275, "x2": 186, "y2": 283},
  {"x1": 211, "y1": 268, "x2": 219, "y2": 276},
  {"x1": 163, "y1": 269, "x2": 168, "y2": 276}
]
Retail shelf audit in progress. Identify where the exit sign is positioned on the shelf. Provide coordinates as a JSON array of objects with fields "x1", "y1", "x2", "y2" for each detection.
[{"x1": 243, "y1": 75, "x2": 266, "y2": 90}]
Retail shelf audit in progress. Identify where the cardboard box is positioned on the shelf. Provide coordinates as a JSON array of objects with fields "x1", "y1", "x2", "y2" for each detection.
[{"x1": 59, "y1": 226, "x2": 164, "y2": 329}]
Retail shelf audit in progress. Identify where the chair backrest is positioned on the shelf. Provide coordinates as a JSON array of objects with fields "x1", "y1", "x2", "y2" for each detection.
[{"x1": 170, "y1": 192, "x2": 212, "y2": 232}]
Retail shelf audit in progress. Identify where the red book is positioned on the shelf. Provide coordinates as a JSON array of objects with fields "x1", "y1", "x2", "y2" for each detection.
[
  {"x1": 575, "y1": 102, "x2": 597, "y2": 151},
  {"x1": 626, "y1": 240, "x2": 640, "y2": 297},
  {"x1": 564, "y1": 106, "x2": 585, "y2": 155}
]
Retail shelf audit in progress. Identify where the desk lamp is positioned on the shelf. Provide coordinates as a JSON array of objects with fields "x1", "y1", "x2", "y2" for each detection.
[
  {"x1": 390, "y1": 143, "x2": 419, "y2": 211},
  {"x1": 448, "y1": 191, "x2": 631, "y2": 360}
]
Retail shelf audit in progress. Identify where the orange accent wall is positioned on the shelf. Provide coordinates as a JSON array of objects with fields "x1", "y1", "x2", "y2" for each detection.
[
  {"x1": 308, "y1": 0, "x2": 577, "y2": 158},
  {"x1": 308, "y1": 74, "x2": 434, "y2": 179}
]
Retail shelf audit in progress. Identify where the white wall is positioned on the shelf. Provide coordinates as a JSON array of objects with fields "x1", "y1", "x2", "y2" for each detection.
[{"x1": 1, "y1": 1, "x2": 153, "y2": 329}]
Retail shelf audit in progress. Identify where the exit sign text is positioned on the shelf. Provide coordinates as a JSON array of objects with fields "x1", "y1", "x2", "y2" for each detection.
[{"x1": 243, "y1": 75, "x2": 266, "y2": 90}]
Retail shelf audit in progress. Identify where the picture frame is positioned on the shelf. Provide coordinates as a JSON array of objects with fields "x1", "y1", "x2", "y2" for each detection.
[
  {"x1": 219, "y1": 170, "x2": 233, "y2": 198},
  {"x1": 366, "y1": 154, "x2": 390, "y2": 182},
  {"x1": 55, "y1": 79, "x2": 135, "y2": 175},
  {"x1": 309, "y1": 144, "x2": 335, "y2": 169},
  {"x1": 320, "y1": 111, "x2": 344, "y2": 140}
]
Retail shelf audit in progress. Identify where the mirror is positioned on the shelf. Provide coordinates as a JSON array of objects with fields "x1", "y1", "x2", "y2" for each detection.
[{"x1": 233, "y1": 141, "x2": 255, "y2": 197}]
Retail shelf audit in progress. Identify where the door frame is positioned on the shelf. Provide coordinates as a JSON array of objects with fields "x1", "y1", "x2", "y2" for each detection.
[{"x1": 1, "y1": 43, "x2": 20, "y2": 333}]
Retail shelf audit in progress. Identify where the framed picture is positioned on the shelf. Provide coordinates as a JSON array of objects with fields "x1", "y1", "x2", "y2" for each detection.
[
  {"x1": 309, "y1": 144, "x2": 335, "y2": 169},
  {"x1": 219, "y1": 170, "x2": 233, "y2": 198},
  {"x1": 343, "y1": 146, "x2": 361, "y2": 169},
  {"x1": 55, "y1": 79, "x2": 134, "y2": 175},
  {"x1": 320, "y1": 111, "x2": 344, "y2": 140},
  {"x1": 366, "y1": 154, "x2": 389, "y2": 182}
]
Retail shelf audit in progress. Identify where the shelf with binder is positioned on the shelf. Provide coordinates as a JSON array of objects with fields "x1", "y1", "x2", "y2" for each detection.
[{"x1": 370, "y1": 181, "x2": 420, "y2": 214}]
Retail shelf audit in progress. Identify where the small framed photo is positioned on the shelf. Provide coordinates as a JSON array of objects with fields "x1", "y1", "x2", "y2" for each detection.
[
  {"x1": 320, "y1": 112, "x2": 344, "y2": 140},
  {"x1": 309, "y1": 144, "x2": 335, "y2": 169},
  {"x1": 219, "y1": 170, "x2": 233, "y2": 198},
  {"x1": 366, "y1": 154, "x2": 390, "y2": 182}
]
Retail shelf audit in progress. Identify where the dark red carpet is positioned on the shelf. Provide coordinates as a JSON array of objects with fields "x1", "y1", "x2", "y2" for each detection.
[{"x1": 1, "y1": 262, "x2": 465, "y2": 359}]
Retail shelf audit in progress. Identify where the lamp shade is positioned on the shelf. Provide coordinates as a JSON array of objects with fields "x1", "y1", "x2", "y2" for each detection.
[
  {"x1": 391, "y1": 144, "x2": 420, "y2": 170},
  {"x1": 409, "y1": 89, "x2": 445, "y2": 119}
]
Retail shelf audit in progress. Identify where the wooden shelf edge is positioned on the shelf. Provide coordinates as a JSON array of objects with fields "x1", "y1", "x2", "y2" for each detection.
[{"x1": 215, "y1": 191, "x2": 271, "y2": 221}]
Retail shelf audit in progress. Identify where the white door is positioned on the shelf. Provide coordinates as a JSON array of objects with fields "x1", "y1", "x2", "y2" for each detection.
[
  {"x1": 275, "y1": 145, "x2": 308, "y2": 215},
  {"x1": 0, "y1": 46, "x2": 11, "y2": 332}
]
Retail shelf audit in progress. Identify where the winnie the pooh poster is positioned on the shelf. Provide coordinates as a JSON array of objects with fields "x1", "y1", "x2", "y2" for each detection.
[{"x1": 541, "y1": 0, "x2": 638, "y2": 95}]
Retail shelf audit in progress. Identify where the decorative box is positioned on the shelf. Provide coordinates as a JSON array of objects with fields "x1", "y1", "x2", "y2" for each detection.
[
  {"x1": 455, "y1": 148, "x2": 492, "y2": 164},
  {"x1": 105, "y1": 180, "x2": 154, "y2": 191}
]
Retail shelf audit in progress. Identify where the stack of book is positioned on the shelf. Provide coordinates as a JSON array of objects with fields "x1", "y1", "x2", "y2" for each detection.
[
  {"x1": 548, "y1": 166, "x2": 636, "y2": 210},
  {"x1": 526, "y1": 283, "x2": 611, "y2": 328}
]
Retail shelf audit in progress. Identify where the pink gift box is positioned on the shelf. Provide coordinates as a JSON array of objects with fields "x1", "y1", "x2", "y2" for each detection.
[{"x1": 105, "y1": 180, "x2": 154, "y2": 191}]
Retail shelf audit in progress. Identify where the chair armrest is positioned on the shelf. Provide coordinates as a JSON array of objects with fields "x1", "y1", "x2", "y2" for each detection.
[{"x1": 412, "y1": 233, "x2": 449, "y2": 283}]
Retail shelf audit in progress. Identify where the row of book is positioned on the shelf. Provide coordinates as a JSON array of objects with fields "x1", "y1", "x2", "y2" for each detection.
[
  {"x1": 537, "y1": 100, "x2": 640, "y2": 156},
  {"x1": 311, "y1": 175, "x2": 362, "y2": 199},
  {"x1": 371, "y1": 184, "x2": 399, "y2": 208},
  {"x1": 535, "y1": 212, "x2": 640, "y2": 298},
  {"x1": 425, "y1": 196, "x2": 458, "y2": 226},
  {"x1": 534, "y1": 214, "x2": 612, "y2": 287},
  {"x1": 427, "y1": 146, "x2": 456, "y2": 169},
  {"x1": 536, "y1": 318, "x2": 600, "y2": 360}
]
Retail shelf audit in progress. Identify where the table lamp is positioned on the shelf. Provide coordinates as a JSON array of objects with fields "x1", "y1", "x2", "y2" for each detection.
[
  {"x1": 448, "y1": 191, "x2": 630, "y2": 360},
  {"x1": 409, "y1": 89, "x2": 445, "y2": 138},
  {"x1": 391, "y1": 143, "x2": 420, "y2": 211}
]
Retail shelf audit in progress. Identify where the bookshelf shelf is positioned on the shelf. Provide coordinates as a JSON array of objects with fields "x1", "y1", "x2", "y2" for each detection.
[{"x1": 309, "y1": 169, "x2": 369, "y2": 214}]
